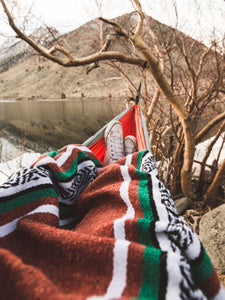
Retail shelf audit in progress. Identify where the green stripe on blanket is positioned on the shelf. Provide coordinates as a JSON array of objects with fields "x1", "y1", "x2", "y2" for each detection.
[
  {"x1": 46, "y1": 149, "x2": 61, "y2": 158},
  {"x1": 137, "y1": 151, "x2": 147, "y2": 171},
  {"x1": 136, "y1": 153, "x2": 162, "y2": 299},
  {"x1": 192, "y1": 248, "x2": 213, "y2": 285},
  {"x1": 137, "y1": 171, "x2": 155, "y2": 248},
  {"x1": 0, "y1": 188, "x2": 58, "y2": 214},
  {"x1": 139, "y1": 247, "x2": 161, "y2": 299}
]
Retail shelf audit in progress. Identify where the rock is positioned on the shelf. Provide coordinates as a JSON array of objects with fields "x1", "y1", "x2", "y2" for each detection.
[
  {"x1": 199, "y1": 204, "x2": 225, "y2": 274},
  {"x1": 174, "y1": 197, "x2": 192, "y2": 214}
]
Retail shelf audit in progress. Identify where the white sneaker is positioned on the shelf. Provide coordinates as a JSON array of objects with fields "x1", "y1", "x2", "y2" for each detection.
[
  {"x1": 124, "y1": 135, "x2": 138, "y2": 156},
  {"x1": 104, "y1": 120, "x2": 125, "y2": 165}
]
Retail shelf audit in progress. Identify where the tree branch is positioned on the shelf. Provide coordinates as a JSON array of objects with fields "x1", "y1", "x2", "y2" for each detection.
[
  {"x1": 99, "y1": 17, "x2": 129, "y2": 38},
  {"x1": 196, "y1": 45, "x2": 213, "y2": 78},
  {"x1": 86, "y1": 34, "x2": 114, "y2": 74},
  {"x1": 132, "y1": 34, "x2": 195, "y2": 197},
  {"x1": 63, "y1": 52, "x2": 146, "y2": 67},
  {"x1": 198, "y1": 120, "x2": 225, "y2": 191},
  {"x1": 180, "y1": 38, "x2": 197, "y2": 104},
  {"x1": 132, "y1": 0, "x2": 145, "y2": 38},
  {"x1": 0, "y1": 0, "x2": 63, "y2": 64},
  {"x1": 204, "y1": 159, "x2": 225, "y2": 205},
  {"x1": 195, "y1": 111, "x2": 225, "y2": 144},
  {"x1": 48, "y1": 45, "x2": 73, "y2": 60},
  {"x1": 0, "y1": 0, "x2": 146, "y2": 69}
]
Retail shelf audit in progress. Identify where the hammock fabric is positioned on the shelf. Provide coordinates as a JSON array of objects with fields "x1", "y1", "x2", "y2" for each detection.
[
  {"x1": 83, "y1": 104, "x2": 151, "y2": 164},
  {"x1": 0, "y1": 145, "x2": 224, "y2": 300}
]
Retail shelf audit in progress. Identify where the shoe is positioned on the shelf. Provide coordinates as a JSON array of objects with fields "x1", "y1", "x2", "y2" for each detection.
[
  {"x1": 104, "y1": 120, "x2": 125, "y2": 165},
  {"x1": 124, "y1": 135, "x2": 138, "y2": 156}
]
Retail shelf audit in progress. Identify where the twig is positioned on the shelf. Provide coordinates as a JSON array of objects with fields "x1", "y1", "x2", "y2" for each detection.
[{"x1": 0, "y1": 169, "x2": 9, "y2": 178}]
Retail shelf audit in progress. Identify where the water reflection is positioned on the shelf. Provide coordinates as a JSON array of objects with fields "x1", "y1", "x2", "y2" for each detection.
[{"x1": 0, "y1": 99, "x2": 123, "y2": 152}]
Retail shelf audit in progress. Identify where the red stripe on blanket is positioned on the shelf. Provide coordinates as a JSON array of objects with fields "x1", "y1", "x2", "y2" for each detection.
[
  {"x1": 130, "y1": 152, "x2": 139, "y2": 169},
  {"x1": 75, "y1": 164, "x2": 126, "y2": 237},
  {"x1": 0, "y1": 213, "x2": 59, "y2": 248},
  {"x1": 0, "y1": 248, "x2": 62, "y2": 300},
  {"x1": 122, "y1": 242, "x2": 145, "y2": 298},
  {"x1": 54, "y1": 146, "x2": 81, "y2": 170},
  {"x1": 200, "y1": 266, "x2": 221, "y2": 299},
  {"x1": 125, "y1": 159, "x2": 144, "y2": 243},
  {"x1": 1, "y1": 221, "x2": 116, "y2": 298},
  {"x1": 59, "y1": 145, "x2": 97, "y2": 172}
]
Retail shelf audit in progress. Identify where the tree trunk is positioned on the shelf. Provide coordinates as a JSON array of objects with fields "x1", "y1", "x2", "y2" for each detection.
[
  {"x1": 198, "y1": 121, "x2": 225, "y2": 194},
  {"x1": 132, "y1": 36, "x2": 195, "y2": 198},
  {"x1": 204, "y1": 159, "x2": 225, "y2": 205},
  {"x1": 171, "y1": 141, "x2": 184, "y2": 195}
]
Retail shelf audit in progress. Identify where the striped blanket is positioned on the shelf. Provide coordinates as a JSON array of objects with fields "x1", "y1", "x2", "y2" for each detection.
[{"x1": 0, "y1": 144, "x2": 224, "y2": 300}]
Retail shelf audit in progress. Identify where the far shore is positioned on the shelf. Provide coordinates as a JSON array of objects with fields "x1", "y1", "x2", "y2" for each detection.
[{"x1": 0, "y1": 96, "x2": 124, "y2": 102}]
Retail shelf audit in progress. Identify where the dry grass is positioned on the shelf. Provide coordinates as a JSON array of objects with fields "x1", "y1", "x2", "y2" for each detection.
[{"x1": 219, "y1": 274, "x2": 225, "y2": 287}]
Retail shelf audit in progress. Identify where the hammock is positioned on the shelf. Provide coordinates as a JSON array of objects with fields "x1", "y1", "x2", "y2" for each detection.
[{"x1": 83, "y1": 103, "x2": 151, "y2": 164}]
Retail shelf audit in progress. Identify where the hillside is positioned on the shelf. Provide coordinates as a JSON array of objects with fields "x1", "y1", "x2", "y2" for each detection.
[
  {"x1": 0, "y1": 13, "x2": 214, "y2": 101},
  {"x1": 0, "y1": 17, "x2": 130, "y2": 100}
]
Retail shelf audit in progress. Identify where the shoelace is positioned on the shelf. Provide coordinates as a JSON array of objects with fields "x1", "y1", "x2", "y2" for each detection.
[{"x1": 109, "y1": 134, "x2": 124, "y2": 161}]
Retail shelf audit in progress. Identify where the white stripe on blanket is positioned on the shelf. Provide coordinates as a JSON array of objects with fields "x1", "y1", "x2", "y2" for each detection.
[
  {"x1": 125, "y1": 154, "x2": 132, "y2": 166},
  {"x1": 88, "y1": 240, "x2": 130, "y2": 300},
  {"x1": 34, "y1": 155, "x2": 56, "y2": 168},
  {"x1": 87, "y1": 156, "x2": 134, "y2": 299},
  {"x1": 166, "y1": 252, "x2": 185, "y2": 300},
  {"x1": 184, "y1": 232, "x2": 202, "y2": 261},
  {"x1": 151, "y1": 168, "x2": 173, "y2": 252},
  {"x1": 114, "y1": 165, "x2": 134, "y2": 239},
  {"x1": 104, "y1": 239, "x2": 130, "y2": 299},
  {"x1": 34, "y1": 145, "x2": 92, "y2": 169}
]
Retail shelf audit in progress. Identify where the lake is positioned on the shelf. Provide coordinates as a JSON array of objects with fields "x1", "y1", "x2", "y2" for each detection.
[{"x1": 0, "y1": 99, "x2": 124, "y2": 153}]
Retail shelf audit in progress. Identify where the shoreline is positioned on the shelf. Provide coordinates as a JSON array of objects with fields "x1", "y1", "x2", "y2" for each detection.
[{"x1": 0, "y1": 96, "x2": 122, "y2": 102}]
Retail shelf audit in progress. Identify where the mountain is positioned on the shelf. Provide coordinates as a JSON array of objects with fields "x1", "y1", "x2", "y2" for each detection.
[
  {"x1": 0, "y1": 13, "x2": 213, "y2": 101},
  {"x1": 0, "y1": 17, "x2": 129, "y2": 100}
]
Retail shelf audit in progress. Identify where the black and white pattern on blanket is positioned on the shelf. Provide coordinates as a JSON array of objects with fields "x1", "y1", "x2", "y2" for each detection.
[
  {"x1": 140, "y1": 151, "x2": 198, "y2": 254},
  {"x1": 140, "y1": 151, "x2": 206, "y2": 299},
  {"x1": 31, "y1": 145, "x2": 100, "y2": 206},
  {"x1": 159, "y1": 181, "x2": 194, "y2": 252},
  {"x1": 0, "y1": 166, "x2": 53, "y2": 200},
  {"x1": 139, "y1": 151, "x2": 158, "y2": 173},
  {"x1": 1, "y1": 167, "x2": 49, "y2": 189},
  {"x1": 56, "y1": 160, "x2": 98, "y2": 205}
]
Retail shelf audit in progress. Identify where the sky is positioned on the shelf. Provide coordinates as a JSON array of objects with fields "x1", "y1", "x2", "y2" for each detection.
[{"x1": 0, "y1": 0, "x2": 225, "y2": 47}]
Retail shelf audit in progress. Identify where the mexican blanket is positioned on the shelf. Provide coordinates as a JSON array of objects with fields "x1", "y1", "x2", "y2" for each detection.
[{"x1": 0, "y1": 144, "x2": 224, "y2": 300}]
